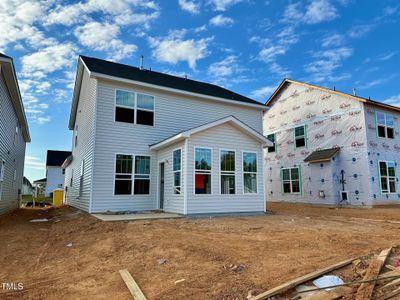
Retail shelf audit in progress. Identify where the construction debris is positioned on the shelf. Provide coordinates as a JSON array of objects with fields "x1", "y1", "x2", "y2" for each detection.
[
  {"x1": 119, "y1": 269, "x2": 147, "y2": 300},
  {"x1": 29, "y1": 218, "x2": 48, "y2": 222},
  {"x1": 174, "y1": 279, "x2": 185, "y2": 285}
]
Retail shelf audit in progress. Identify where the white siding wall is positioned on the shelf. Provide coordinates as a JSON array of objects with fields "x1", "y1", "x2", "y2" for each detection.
[
  {"x1": 45, "y1": 166, "x2": 65, "y2": 196},
  {"x1": 64, "y1": 68, "x2": 97, "y2": 212},
  {"x1": 186, "y1": 123, "x2": 265, "y2": 214},
  {"x1": 90, "y1": 78, "x2": 264, "y2": 213},
  {"x1": 364, "y1": 103, "x2": 400, "y2": 204},
  {"x1": 264, "y1": 82, "x2": 371, "y2": 206},
  {"x1": 0, "y1": 71, "x2": 26, "y2": 215},
  {"x1": 156, "y1": 141, "x2": 185, "y2": 214}
]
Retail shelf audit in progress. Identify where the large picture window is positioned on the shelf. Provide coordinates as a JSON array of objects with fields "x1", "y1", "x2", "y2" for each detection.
[
  {"x1": 115, "y1": 90, "x2": 135, "y2": 123},
  {"x1": 115, "y1": 154, "x2": 133, "y2": 195},
  {"x1": 267, "y1": 133, "x2": 276, "y2": 153},
  {"x1": 134, "y1": 156, "x2": 151, "y2": 194},
  {"x1": 173, "y1": 149, "x2": 181, "y2": 194},
  {"x1": 294, "y1": 125, "x2": 306, "y2": 148},
  {"x1": 282, "y1": 167, "x2": 300, "y2": 194},
  {"x1": 195, "y1": 148, "x2": 212, "y2": 194},
  {"x1": 376, "y1": 112, "x2": 394, "y2": 139},
  {"x1": 379, "y1": 161, "x2": 396, "y2": 194},
  {"x1": 220, "y1": 150, "x2": 235, "y2": 194},
  {"x1": 243, "y1": 152, "x2": 257, "y2": 194}
]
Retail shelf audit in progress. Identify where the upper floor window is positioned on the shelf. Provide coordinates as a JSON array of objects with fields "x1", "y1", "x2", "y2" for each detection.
[
  {"x1": 220, "y1": 150, "x2": 235, "y2": 194},
  {"x1": 195, "y1": 148, "x2": 212, "y2": 194},
  {"x1": 294, "y1": 125, "x2": 306, "y2": 148},
  {"x1": 379, "y1": 161, "x2": 396, "y2": 194},
  {"x1": 267, "y1": 133, "x2": 276, "y2": 153},
  {"x1": 243, "y1": 152, "x2": 257, "y2": 194},
  {"x1": 173, "y1": 149, "x2": 182, "y2": 194},
  {"x1": 376, "y1": 112, "x2": 394, "y2": 139},
  {"x1": 115, "y1": 90, "x2": 154, "y2": 126}
]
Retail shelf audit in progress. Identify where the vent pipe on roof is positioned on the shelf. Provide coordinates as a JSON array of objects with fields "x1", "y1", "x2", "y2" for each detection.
[
  {"x1": 140, "y1": 55, "x2": 144, "y2": 70},
  {"x1": 353, "y1": 88, "x2": 357, "y2": 96},
  {"x1": 333, "y1": 86, "x2": 336, "y2": 91}
]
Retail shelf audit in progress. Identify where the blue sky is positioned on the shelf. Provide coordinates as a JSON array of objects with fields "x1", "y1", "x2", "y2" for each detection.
[{"x1": 1, "y1": 0, "x2": 399, "y2": 182}]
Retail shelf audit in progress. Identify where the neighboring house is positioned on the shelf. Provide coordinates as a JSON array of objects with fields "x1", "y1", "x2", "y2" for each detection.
[
  {"x1": 264, "y1": 79, "x2": 400, "y2": 206},
  {"x1": 63, "y1": 55, "x2": 271, "y2": 214},
  {"x1": 33, "y1": 178, "x2": 46, "y2": 198},
  {"x1": 0, "y1": 53, "x2": 30, "y2": 215},
  {"x1": 22, "y1": 176, "x2": 33, "y2": 195},
  {"x1": 45, "y1": 150, "x2": 71, "y2": 197}
]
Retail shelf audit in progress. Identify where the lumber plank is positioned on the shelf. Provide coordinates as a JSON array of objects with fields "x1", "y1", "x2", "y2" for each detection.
[
  {"x1": 382, "y1": 287, "x2": 400, "y2": 300},
  {"x1": 119, "y1": 269, "x2": 147, "y2": 300},
  {"x1": 355, "y1": 247, "x2": 392, "y2": 300},
  {"x1": 383, "y1": 278, "x2": 400, "y2": 289},
  {"x1": 300, "y1": 286, "x2": 352, "y2": 300},
  {"x1": 250, "y1": 258, "x2": 355, "y2": 300}
]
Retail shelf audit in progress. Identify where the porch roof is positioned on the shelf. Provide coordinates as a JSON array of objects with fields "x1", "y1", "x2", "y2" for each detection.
[
  {"x1": 149, "y1": 116, "x2": 272, "y2": 151},
  {"x1": 304, "y1": 148, "x2": 340, "y2": 163}
]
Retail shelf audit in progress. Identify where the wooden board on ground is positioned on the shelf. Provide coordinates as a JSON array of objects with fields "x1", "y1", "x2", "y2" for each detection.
[
  {"x1": 119, "y1": 269, "x2": 147, "y2": 300},
  {"x1": 355, "y1": 247, "x2": 392, "y2": 300},
  {"x1": 300, "y1": 286, "x2": 353, "y2": 300},
  {"x1": 250, "y1": 258, "x2": 356, "y2": 300}
]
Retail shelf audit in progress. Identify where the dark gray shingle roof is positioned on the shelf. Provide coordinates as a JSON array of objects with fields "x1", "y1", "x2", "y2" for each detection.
[
  {"x1": 304, "y1": 148, "x2": 340, "y2": 163},
  {"x1": 46, "y1": 150, "x2": 72, "y2": 167}
]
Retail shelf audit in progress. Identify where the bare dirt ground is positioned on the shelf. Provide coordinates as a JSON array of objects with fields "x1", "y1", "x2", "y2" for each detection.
[{"x1": 1, "y1": 202, "x2": 400, "y2": 300}]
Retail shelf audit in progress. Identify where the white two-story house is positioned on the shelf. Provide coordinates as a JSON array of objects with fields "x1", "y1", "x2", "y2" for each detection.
[
  {"x1": 63, "y1": 56, "x2": 271, "y2": 215},
  {"x1": 264, "y1": 79, "x2": 400, "y2": 206},
  {"x1": 44, "y1": 150, "x2": 71, "y2": 197},
  {"x1": 0, "y1": 53, "x2": 30, "y2": 215}
]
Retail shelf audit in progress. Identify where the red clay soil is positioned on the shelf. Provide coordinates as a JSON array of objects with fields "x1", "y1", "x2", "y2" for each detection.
[{"x1": 1, "y1": 202, "x2": 400, "y2": 300}]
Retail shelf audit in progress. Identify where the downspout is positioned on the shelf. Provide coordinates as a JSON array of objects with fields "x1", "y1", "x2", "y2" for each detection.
[{"x1": 183, "y1": 138, "x2": 189, "y2": 215}]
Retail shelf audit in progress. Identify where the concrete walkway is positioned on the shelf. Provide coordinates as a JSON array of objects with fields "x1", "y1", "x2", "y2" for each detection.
[{"x1": 92, "y1": 212, "x2": 183, "y2": 222}]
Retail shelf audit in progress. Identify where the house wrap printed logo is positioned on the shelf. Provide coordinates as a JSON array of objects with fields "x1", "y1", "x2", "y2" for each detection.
[{"x1": 2, "y1": 282, "x2": 23, "y2": 291}]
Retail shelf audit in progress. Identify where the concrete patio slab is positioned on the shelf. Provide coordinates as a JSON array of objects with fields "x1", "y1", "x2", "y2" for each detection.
[{"x1": 91, "y1": 212, "x2": 183, "y2": 222}]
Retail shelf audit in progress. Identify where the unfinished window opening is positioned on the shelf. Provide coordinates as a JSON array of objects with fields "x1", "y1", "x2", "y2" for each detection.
[
  {"x1": 134, "y1": 156, "x2": 151, "y2": 195},
  {"x1": 376, "y1": 112, "x2": 394, "y2": 139},
  {"x1": 243, "y1": 152, "x2": 257, "y2": 194},
  {"x1": 294, "y1": 125, "x2": 306, "y2": 148},
  {"x1": 195, "y1": 148, "x2": 212, "y2": 194},
  {"x1": 173, "y1": 149, "x2": 181, "y2": 194},
  {"x1": 282, "y1": 167, "x2": 301, "y2": 194},
  {"x1": 267, "y1": 133, "x2": 276, "y2": 153},
  {"x1": 220, "y1": 150, "x2": 235, "y2": 194},
  {"x1": 379, "y1": 161, "x2": 396, "y2": 194},
  {"x1": 115, "y1": 154, "x2": 133, "y2": 195}
]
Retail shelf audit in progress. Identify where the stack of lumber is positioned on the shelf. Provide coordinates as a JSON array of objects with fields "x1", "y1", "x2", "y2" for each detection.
[{"x1": 250, "y1": 246, "x2": 400, "y2": 300}]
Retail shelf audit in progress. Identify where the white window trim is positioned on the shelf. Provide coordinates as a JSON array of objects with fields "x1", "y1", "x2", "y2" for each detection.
[
  {"x1": 114, "y1": 89, "x2": 155, "y2": 126},
  {"x1": 294, "y1": 125, "x2": 306, "y2": 148},
  {"x1": 376, "y1": 111, "x2": 395, "y2": 139},
  {"x1": 281, "y1": 166, "x2": 301, "y2": 194},
  {"x1": 193, "y1": 146, "x2": 213, "y2": 195},
  {"x1": 219, "y1": 149, "x2": 236, "y2": 195},
  {"x1": 378, "y1": 160, "x2": 397, "y2": 194},
  {"x1": 267, "y1": 133, "x2": 276, "y2": 153},
  {"x1": 172, "y1": 147, "x2": 182, "y2": 195},
  {"x1": 113, "y1": 153, "x2": 152, "y2": 196},
  {"x1": 242, "y1": 150, "x2": 258, "y2": 195}
]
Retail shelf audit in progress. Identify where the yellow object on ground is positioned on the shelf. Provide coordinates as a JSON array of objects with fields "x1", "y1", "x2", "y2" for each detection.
[{"x1": 53, "y1": 189, "x2": 64, "y2": 207}]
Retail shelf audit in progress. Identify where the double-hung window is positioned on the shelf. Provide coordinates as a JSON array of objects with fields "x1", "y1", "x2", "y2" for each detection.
[
  {"x1": 267, "y1": 133, "x2": 276, "y2": 153},
  {"x1": 379, "y1": 161, "x2": 396, "y2": 194},
  {"x1": 115, "y1": 155, "x2": 133, "y2": 195},
  {"x1": 173, "y1": 149, "x2": 181, "y2": 194},
  {"x1": 294, "y1": 125, "x2": 306, "y2": 148},
  {"x1": 134, "y1": 156, "x2": 151, "y2": 194},
  {"x1": 376, "y1": 112, "x2": 394, "y2": 139},
  {"x1": 79, "y1": 160, "x2": 84, "y2": 197},
  {"x1": 195, "y1": 148, "x2": 212, "y2": 194},
  {"x1": 115, "y1": 90, "x2": 154, "y2": 125},
  {"x1": 220, "y1": 150, "x2": 235, "y2": 194},
  {"x1": 243, "y1": 152, "x2": 257, "y2": 194},
  {"x1": 282, "y1": 167, "x2": 300, "y2": 194},
  {"x1": 136, "y1": 93, "x2": 154, "y2": 126}
]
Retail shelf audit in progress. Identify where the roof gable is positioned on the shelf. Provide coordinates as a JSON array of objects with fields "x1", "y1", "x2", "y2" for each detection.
[
  {"x1": 46, "y1": 150, "x2": 72, "y2": 167},
  {"x1": 266, "y1": 79, "x2": 400, "y2": 113}
]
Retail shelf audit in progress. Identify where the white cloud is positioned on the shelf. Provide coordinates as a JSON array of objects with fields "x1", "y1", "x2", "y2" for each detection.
[
  {"x1": 384, "y1": 95, "x2": 400, "y2": 107},
  {"x1": 74, "y1": 21, "x2": 137, "y2": 61},
  {"x1": 21, "y1": 43, "x2": 77, "y2": 78},
  {"x1": 250, "y1": 85, "x2": 277, "y2": 100},
  {"x1": 258, "y1": 45, "x2": 287, "y2": 62},
  {"x1": 347, "y1": 24, "x2": 375, "y2": 38},
  {"x1": 283, "y1": 0, "x2": 338, "y2": 25},
  {"x1": 25, "y1": 155, "x2": 46, "y2": 170},
  {"x1": 321, "y1": 33, "x2": 344, "y2": 47},
  {"x1": 378, "y1": 51, "x2": 397, "y2": 61},
  {"x1": 209, "y1": 14, "x2": 234, "y2": 26},
  {"x1": 208, "y1": 0, "x2": 244, "y2": 11},
  {"x1": 148, "y1": 33, "x2": 212, "y2": 69},
  {"x1": 178, "y1": 0, "x2": 200, "y2": 14}
]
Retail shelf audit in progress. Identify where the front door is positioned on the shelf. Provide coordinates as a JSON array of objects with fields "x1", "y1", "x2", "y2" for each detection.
[{"x1": 159, "y1": 162, "x2": 165, "y2": 210}]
